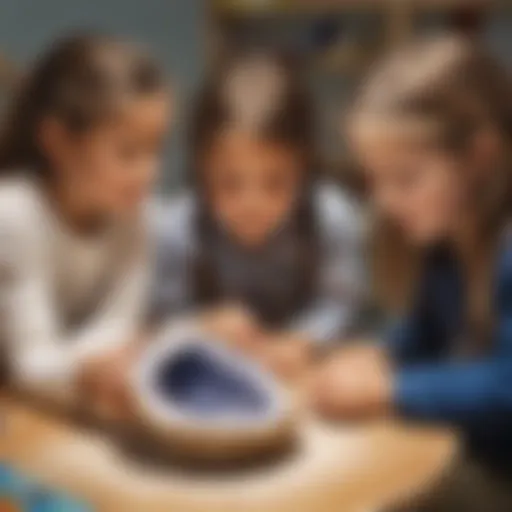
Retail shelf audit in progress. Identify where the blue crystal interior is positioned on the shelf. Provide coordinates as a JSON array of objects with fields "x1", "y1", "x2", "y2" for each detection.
[{"x1": 153, "y1": 344, "x2": 272, "y2": 420}]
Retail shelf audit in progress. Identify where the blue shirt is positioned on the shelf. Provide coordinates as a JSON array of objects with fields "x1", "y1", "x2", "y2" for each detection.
[{"x1": 390, "y1": 240, "x2": 512, "y2": 471}]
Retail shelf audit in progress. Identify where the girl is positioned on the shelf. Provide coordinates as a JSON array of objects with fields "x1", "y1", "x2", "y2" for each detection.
[
  {"x1": 0, "y1": 34, "x2": 171, "y2": 412},
  {"x1": 313, "y1": 36, "x2": 512, "y2": 511},
  {"x1": 149, "y1": 54, "x2": 365, "y2": 378}
]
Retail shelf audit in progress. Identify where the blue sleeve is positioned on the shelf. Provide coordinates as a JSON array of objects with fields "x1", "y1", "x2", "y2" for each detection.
[
  {"x1": 395, "y1": 359, "x2": 512, "y2": 429},
  {"x1": 394, "y1": 257, "x2": 512, "y2": 428},
  {"x1": 386, "y1": 270, "x2": 445, "y2": 363}
]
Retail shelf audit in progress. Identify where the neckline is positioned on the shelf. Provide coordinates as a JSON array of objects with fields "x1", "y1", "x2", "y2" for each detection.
[{"x1": 34, "y1": 177, "x2": 116, "y2": 247}]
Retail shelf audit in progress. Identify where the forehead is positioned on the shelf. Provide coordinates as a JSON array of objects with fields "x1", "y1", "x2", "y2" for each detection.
[
  {"x1": 82, "y1": 90, "x2": 172, "y2": 139},
  {"x1": 207, "y1": 129, "x2": 298, "y2": 161},
  {"x1": 349, "y1": 115, "x2": 439, "y2": 169},
  {"x1": 117, "y1": 91, "x2": 171, "y2": 128}
]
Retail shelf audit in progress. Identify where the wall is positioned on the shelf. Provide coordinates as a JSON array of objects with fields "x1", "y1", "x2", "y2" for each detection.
[
  {"x1": 0, "y1": 2, "x2": 510, "y2": 191},
  {"x1": 0, "y1": 0, "x2": 205, "y2": 190}
]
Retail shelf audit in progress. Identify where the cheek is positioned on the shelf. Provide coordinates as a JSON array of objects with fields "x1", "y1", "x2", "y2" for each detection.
[
  {"x1": 84, "y1": 150, "x2": 126, "y2": 201},
  {"x1": 76, "y1": 146, "x2": 147, "y2": 210},
  {"x1": 375, "y1": 169, "x2": 462, "y2": 242},
  {"x1": 264, "y1": 187, "x2": 297, "y2": 222},
  {"x1": 422, "y1": 172, "x2": 461, "y2": 224},
  {"x1": 403, "y1": 171, "x2": 462, "y2": 241},
  {"x1": 214, "y1": 195, "x2": 241, "y2": 222}
]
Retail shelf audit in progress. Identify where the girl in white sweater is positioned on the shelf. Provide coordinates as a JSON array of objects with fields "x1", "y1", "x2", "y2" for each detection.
[{"x1": 0, "y1": 34, "x2": 171, "y2": 412}]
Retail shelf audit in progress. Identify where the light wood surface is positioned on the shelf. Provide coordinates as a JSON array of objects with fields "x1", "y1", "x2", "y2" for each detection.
[{"x1": 1, "y1": 395, "x2": 458, "y2": 512}]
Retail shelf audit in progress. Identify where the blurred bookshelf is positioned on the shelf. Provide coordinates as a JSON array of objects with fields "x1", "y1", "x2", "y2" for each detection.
[
  {"x1": 0, "y1": 53, "x2": 17, "y2": 119},
  {"x1": 207, "y1": 0, "x2": 511, "y2": 194}
]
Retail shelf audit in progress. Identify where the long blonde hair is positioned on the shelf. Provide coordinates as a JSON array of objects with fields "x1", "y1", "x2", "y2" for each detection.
[{"x1": 350, "y1": 35, "x2": 512, "y2": 346}]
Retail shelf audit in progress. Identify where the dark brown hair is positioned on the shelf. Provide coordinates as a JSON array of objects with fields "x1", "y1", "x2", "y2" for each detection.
[
  {"x1": 189, "y1": 52, "x2": 318, "y2": 326},
  {"x1": 350, "y1": 35, "x2": 512, "y2": 347},
  {"x1": 0, "y1": 32, "x2": 166, "y2": 176}
]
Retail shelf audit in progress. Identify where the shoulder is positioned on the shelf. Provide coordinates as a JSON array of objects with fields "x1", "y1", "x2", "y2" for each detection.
[
  {"x1": 0, "y1": 175, "x2": 47, "y2": 244},
  {"x1": 312, "y1": 181, "x2": 367, "y2": 242},
  {"x1": 0, "y1": 174, "x2": 43, "y2": 216},
  {"x1": 0, "y1": 175, "x2": 51, "y2": 269},
  {"x1": 146, "y1": 189, "x2": 197, "y2": 254}
]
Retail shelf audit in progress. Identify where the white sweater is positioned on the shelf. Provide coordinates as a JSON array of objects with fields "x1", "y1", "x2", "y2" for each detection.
[{"x1": 0, "y1": 176, "x2": 149, "y2": 403}]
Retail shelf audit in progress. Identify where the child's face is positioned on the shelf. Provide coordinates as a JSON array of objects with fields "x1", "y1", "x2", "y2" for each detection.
[
  {"x1": 202, "y1": 130, "x2": 303, "y2": 246},
  {"x1": 47, "y1": 91, "x2": 171, "y2": 217},
  {"x1": 354, "y1": 133, "x2": 466, "y2": 245}
]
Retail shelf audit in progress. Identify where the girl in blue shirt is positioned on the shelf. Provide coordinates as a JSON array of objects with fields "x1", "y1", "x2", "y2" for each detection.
[{"x1": 313, "y1": 35, "x2": 512, "y2": 511}]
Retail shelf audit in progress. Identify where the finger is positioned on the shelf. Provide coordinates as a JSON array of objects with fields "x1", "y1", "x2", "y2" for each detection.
[
  {"x1": 309, "y1": 373, "x2": 334, "y2": 410},
  {"x1": 101, "y1": 377, "x2": 132, "y2": 422}
]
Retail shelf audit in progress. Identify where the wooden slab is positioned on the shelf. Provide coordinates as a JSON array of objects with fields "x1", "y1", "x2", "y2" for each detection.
[{"x1": 1, "y1": 396, "x2": 457, "y2": 512}]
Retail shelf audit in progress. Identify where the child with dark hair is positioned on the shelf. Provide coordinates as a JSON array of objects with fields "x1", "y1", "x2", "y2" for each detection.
[
  {"x1": 0, "y1": 33, "x2": 172, "y2": 412},
  {"x1": 149, "y1": 53, "x2": 365, "y2": 378}
]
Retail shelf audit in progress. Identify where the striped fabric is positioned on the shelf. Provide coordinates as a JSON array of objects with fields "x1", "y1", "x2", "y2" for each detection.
[{"x1": 148, "y1": 182, "x2": 367, "y2": 346}]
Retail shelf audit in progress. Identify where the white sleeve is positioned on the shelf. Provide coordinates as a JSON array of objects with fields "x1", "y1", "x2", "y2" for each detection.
[
  {"x1": 145, "y1": 193, "x2": 196, "y2": 325},
  {"x1": 288, "y1": 185, "x2": 368, "y2": 346},
  {"x1": 0, "y1": 218, "x2": 148, "y2": 403}
]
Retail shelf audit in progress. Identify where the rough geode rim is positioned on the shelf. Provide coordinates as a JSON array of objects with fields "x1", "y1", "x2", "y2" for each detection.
[{"x1": 131, "y1": 323, "x2": 294, "y2": 442}]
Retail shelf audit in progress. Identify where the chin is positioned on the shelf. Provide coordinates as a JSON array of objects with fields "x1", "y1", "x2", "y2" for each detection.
[
  {"x1": 239, "y1": 236, "x2": 267, "y2": 247},
  {"x1": 237, "y1": 231, "x2": 269, "y2": 247}
]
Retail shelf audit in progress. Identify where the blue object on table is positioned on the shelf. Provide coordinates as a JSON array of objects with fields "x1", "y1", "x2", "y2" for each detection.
[
  {"x1": 153, "y1": 343, "x2": 270, "y2": 419},
  {"x1": 135, "y1": 333, "x2": 290, "y2": 432},
  {"x1": 0, "y1": 464, "x2": 92, "y2": 512},
  {"x1": 133, "y1": 328, "x2": 294, "y2": 461}
]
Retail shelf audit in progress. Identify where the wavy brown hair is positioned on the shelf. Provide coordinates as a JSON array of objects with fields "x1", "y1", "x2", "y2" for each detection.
[
  {"x1": 0, "y1": 32, "x2": 166, "y2": 177},
  {"x1": 349, "y1": 35, "x2": 512, "y2": 345}
]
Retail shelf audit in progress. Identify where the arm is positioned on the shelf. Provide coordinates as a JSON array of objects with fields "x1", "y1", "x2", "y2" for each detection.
[
  {"x1": 144, "y1": 196, "x2": 194, "y2": 328},
  {"x1": 394, "y1": 269, "x2": 512, "y2": 428},
  {"x1": 1, "y1": 223, "x2": 148, "y2": 403},
  {"x1": 288, "y1": 188, "x2": 367, "y2": 346},
  {"x1": 395, "y1": 359, "x2": 512, "y2": 429}
]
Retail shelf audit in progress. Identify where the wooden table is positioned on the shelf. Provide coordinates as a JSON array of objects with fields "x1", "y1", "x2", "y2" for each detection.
[{"x1": 1, "y1": 395, "x2": 458, "y2": 512}]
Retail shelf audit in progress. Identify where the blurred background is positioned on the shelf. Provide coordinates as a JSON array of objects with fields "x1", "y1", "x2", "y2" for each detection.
[{"x1": 0, "y1": 0, "x2": 510, "y2": 190}]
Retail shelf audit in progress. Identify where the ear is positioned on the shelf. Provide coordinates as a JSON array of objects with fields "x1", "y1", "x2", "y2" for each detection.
[{"x1": 36, "y1": 116, "x2": 73, "y2": 169}]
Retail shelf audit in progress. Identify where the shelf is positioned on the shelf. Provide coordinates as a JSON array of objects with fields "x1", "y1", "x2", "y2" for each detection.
[
  {"x1": 207, "y1": 0, "x2": 504, "y2": 195},
  {"x1": 213, "y1": 0, "x2": 497, "y2": 19},
  {"x1": 309, "y1": 41, "x2": 378, "y2": 78},
  {"x1": 213, "y1": 0, "x2": 387, "y2": 19}
]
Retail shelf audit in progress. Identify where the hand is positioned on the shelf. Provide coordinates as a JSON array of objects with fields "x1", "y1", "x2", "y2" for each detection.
[
  {"x1": 310, "y1": 345, "x2": 393, "y2": 421},
  {"x1": 78, "y1": 342, "x2": 142, "y2": 421},
  {"x1": 258, "y1": 335, "x2": 312, "y2": 382},
  {"x1": 200, "y1": 304, "x2": 261, "y2": 352}
]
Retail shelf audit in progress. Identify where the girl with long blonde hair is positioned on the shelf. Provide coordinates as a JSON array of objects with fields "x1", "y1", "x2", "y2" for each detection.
[{"x1": 313, "y1": 35, "x2": 512, "y2": 511}]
